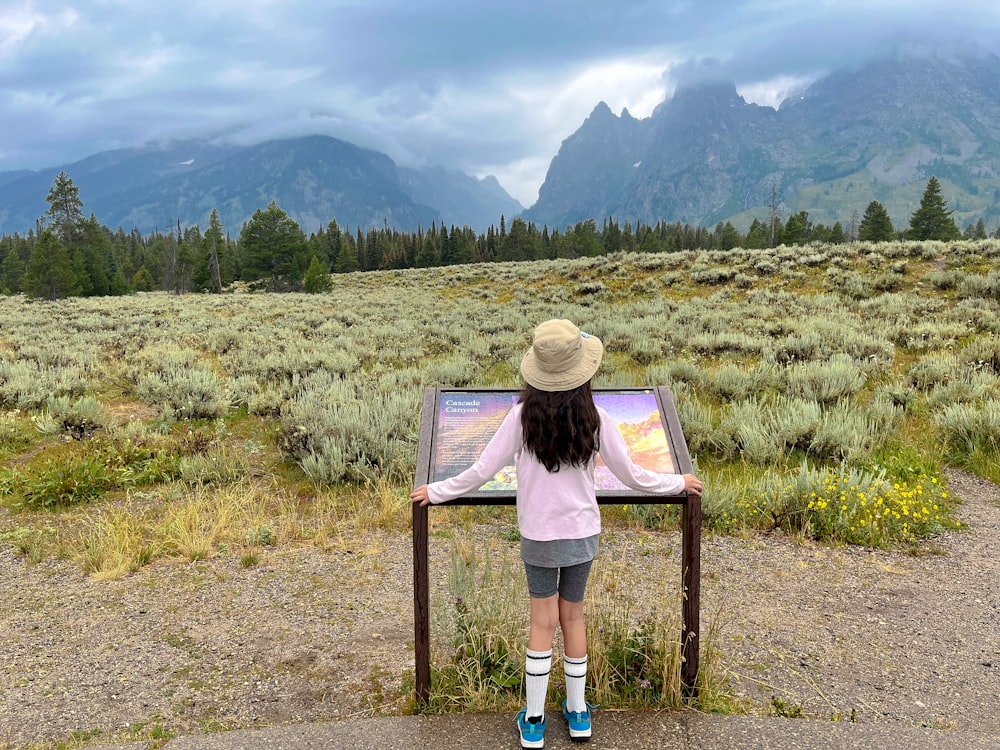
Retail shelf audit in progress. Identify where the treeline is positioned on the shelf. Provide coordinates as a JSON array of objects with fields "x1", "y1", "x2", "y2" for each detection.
[{"x1": 2, "y1": 173, "x2": 996, "y2": 299}]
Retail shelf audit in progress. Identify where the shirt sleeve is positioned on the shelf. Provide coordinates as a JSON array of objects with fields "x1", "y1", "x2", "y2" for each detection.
[
  {"x1": 597, "y1": 409, "x2": 686, "y2": 495},
  {"x1": 426, "y1": 406, "x2": 521, "y2": 504}
]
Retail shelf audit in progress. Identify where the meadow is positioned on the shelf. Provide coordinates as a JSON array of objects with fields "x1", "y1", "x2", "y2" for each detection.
[{"x1": 2, "y1": 238, "x2": 999, "y2": 714}]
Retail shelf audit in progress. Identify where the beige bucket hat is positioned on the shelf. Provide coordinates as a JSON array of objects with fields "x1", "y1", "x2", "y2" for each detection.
[{"x1": 519, "y1": 319, "x2": 604, "y2": 392}]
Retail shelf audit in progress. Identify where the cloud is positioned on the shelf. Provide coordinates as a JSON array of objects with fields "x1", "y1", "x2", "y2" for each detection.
[{"x1": 1, "y1": 0, "x2": 999, "y2": 207}]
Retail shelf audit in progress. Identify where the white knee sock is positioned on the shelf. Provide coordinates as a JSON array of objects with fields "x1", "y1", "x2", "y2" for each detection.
[
  {"x1": 525, "y1": 648, "x2": 552, "y2": 719},
  {"x1": 564, "y1": 654, "x2": 588, "y2": 713}
]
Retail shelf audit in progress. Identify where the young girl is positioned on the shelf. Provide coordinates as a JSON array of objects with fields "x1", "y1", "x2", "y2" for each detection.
[{"x1": 411, "y1": 318, "x2": 703, "y2": 748}]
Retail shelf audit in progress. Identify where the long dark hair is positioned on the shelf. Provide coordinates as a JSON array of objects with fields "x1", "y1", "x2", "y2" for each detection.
[{"x1": 519, "y1": 382, "x2": 601, "y2": 473}]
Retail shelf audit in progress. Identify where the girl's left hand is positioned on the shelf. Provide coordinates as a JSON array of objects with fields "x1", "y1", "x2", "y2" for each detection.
[{"x1": 410, "y1": 485, "x2": 431, "y2": 506}]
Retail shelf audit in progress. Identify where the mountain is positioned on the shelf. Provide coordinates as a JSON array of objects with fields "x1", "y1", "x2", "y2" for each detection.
[
  {"x1": 0, "y1": 136, "x2": 520, "y2": 236},
  {"x1": 524, "y1": 51, "x2": 1000, "y2": 231},
  {"x1": 398, "y1": 166, "x2": 522, "y2": 231}
]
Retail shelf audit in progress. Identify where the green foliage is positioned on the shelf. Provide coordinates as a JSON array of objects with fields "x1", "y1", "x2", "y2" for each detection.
[
  {"x1": 907, "y1": 176, "x2": 961, "y2": 241},
  {"x1": 132, "y1": 265, "x2": 156, "y2": 291},
  {"x1": 2, "y1": 436, "x2": 182, "y2": 510},
  {"x1": 303, "y1": 254, "x2": 333, "y2": 293},
  {"x1": 858, "y1": 200, "x2": 895, "y2": 241},
  {"x1": 35, "y1": 395, "x2": 113, "y2": 439},
  {"x1": 239, "y1": 201, "x2": 310, "y2": 289},
  {"x1": 934, "y1": 399, "x2": 1000, "y2": 479},
  {"x1": 715, "y1": 461, "x2": 959, "y2": 547},
  {"x1": 22, "y1": 230, "x2": 81, "y2": 300},
  {"x1": 0, "y1": 240, "x2": 997, "y2": 546},
  {"x1": 44, "y1": 171, "x2": 84, "y2": 245},
  {"x1": 426, "y1": 540, "x2": 526, "y2": 711}
]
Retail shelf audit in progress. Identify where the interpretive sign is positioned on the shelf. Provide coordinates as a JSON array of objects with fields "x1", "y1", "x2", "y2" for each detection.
[
  {"x1": 431, "y1": 389, "x2": 677, "y2": 493},
  {"x1": 412, "y1": 386, "x2": 701, "y2": 703}
]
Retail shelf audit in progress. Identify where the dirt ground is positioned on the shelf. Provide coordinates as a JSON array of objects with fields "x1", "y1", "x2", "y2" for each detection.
[{"x1": 1, "y1": 469, "x2": 998, "y2": 748}]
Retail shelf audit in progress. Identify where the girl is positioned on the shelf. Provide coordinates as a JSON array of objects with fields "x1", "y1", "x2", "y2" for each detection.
[{"x1": 411, "y1": 319, "x2": 703, "y2": 748}]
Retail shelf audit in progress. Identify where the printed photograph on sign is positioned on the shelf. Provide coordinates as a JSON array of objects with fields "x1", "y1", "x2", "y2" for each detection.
[{"x1": 430, "y1": 389, "x2": 675, "y2": 493}]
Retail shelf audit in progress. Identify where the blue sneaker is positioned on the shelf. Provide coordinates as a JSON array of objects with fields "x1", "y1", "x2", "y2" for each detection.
[
  {"x1": 562, "y1": 700, "x2": 595, "y2": 741},
  {"x1": 516, "y1": 707, "x2": 546, "y2": 748}
]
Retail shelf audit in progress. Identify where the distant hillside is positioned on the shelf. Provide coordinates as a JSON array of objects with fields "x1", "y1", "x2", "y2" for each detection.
[
  {"x1": 524, "y1": 51, "x2": 1000, "y2": 232},
  {"x1": 398, "y1": 166, "x2": 522, "y2": 232},
  {"x1": 0, "y1": 136, "x2": 520, "y2": 236}
]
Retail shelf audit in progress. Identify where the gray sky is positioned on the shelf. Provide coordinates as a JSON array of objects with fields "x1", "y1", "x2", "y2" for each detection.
[{"x1": 3, "y1": 1, "x2": 999, "y2": 206}]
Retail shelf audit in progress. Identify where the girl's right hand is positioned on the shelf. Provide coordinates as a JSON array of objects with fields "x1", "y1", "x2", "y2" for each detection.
[{"x1": 410, "y1": 485, "x2": 431, "y2": 506}]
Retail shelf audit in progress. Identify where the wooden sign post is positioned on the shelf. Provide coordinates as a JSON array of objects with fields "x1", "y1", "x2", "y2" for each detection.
[{"x1": 411, "y1": 386, "x2": 701, "y2": 704}]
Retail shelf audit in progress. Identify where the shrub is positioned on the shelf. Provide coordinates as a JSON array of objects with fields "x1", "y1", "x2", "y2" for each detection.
[
  {"x1": 959, "y1": 336, "x2": 1000, "y2": 375},
  {"x1": 2, "y1": 437, "x2": 181, "y2": 510},
  {"x1": 280, "y1": 371, "x2": 420, "y2": 483},
  {"x1": 135, "y1": 368, "x2": 230, "y2": 419},
  {"x1": 35, "y1": 395, "x2": 113, "y2": 439},
  {"x1": 906, "y1": 355, "x2": 959, "y2": 390},
  {"x1": 935, "y1": 399, "x2": 1000, "y2": 465},
  {"x1": 784, "y1": 355, "x2": 866, "y2": 403},
  {"x1": 705, "y1": 361, "x2": 781, "y2": 401},
  {"x1": 809, "y1": 401, "x2": 895, "y2": 462},
  {"x1": 725, "y1": 461, "x2": 957, "y2": 547}
]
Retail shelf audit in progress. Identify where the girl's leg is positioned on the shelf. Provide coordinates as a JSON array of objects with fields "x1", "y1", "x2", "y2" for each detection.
[
  {"x1": 528, "y1": 593, "x2": 560, "y2": 651},
  {"x1": 558, "y1": 597, "x2": 586, "y2": 658},
  {"x1": 556, "y1": 561, "x2": 593, "y2": 715},
  {"x1": 524, "y1": 562, "x2": 560, "y2": 725},
  {"x1": 559, "y1": 597, "x2": 589, "y2": 713}
]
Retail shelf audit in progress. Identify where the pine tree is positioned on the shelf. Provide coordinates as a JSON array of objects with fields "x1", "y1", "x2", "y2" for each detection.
[
  {"x1": 333, "y1": 234, "x2": 359, "y2": 273},
  {"x1": 132, "y1": 266, "x2": 155, "y2": 292},
  {"x1": 907, "y1": 177, "x2": 960, "y2": 241},
  {"x1": 44, "y1": 172, "x2": 84, "y2": 246},
  {"x1": 200, "y1": 209, "x2": 225, "y2": 292},
  {"x1": 781, "y1": 211, "x2": 810, "y2": 245},
  {"x1": 745, "y1": 218, "x2": 768, "y2": 249},
  {"x1": 1, "y1": 246, "x2": 25, "y2": 293},
  {"x1": 858, "y1": 201, "x2": 895, "y2": 242},
  {"x1": 22, "y1": 230, "x2": 80, "y2": 300},
  {"x1": 239, "y1": 201, "x2": 309, "y2": 289},
  {"x1": 303, "y1": 254, "x2": 333, "y2": 293}
]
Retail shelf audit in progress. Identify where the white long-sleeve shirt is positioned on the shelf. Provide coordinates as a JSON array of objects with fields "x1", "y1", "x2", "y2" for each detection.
[{"x1": 426, "y1": 403, "x2": 686, "y2": 541}]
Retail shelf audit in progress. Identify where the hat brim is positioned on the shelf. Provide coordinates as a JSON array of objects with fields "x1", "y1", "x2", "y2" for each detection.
[{"x1": 520, "y1": 334, "x2": 604, "y2": 392}]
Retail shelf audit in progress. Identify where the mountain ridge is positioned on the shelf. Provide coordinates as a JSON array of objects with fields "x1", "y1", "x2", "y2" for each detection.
[
  {"x1": 0, "y1": 135, "x2": 522, "y2": 236},
  {"x1": 525, "y1": 51, "x2": 1000, "y2": 232}
]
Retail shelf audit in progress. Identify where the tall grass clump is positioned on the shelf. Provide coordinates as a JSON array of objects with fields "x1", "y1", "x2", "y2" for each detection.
[
  {"x1": 426, "y1": 539, "x2": 527, "y2": 712},
  {"x1": 586, "y1": 559, "x2": 684, "y2": 708},
  {"x1": 77, "y1": 504, "x2": 158, "y2": 580},
  {"x1": 934, "y1": 399, "x2": 1000, "y2": 482},
  {"x1": 425, "y1": 533, "x2": 728, "y2": 714},
  {"x1": 159, "y1": 483, "x2": 276, "y2": 561}
]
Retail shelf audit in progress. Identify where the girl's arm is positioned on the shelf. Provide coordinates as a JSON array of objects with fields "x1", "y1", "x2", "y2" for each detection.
[
  {"x1": 411, "y1": 406, "x2": 521, "y2": 506},
  {"x1": 598, "y1": 410, "x2": 702, "y2": 496}
]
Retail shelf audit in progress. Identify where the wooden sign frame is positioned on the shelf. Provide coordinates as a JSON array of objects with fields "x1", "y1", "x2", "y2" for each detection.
[{"x1": 411, "y1": 386, "x2": 701, "y2": 703}]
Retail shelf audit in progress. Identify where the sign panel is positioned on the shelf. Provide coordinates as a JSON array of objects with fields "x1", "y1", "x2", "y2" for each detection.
[{"x1": 430, "y1": 388, "x2": 678, "y2": 494}]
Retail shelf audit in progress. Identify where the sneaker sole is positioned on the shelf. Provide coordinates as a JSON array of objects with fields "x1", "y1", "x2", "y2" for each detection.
[
  {"x1": 568, "y1": 726, "x2": 592, "y2": 741},
  {"x1": 519, "y1": 732, "x2": 545, "y2": 749},
  {"x1": 516, "y1": 714, "x2": 545, "y2": 749}
]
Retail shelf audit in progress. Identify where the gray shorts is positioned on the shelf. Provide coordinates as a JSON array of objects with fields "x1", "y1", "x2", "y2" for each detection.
[{"x1": 523, "y1": 559, "x2": 593, "y2": 602}]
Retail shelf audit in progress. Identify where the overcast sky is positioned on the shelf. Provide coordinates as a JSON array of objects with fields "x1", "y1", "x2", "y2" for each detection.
[{"x1": 3, "y1": 1, "x2": 999, "y2": 206}]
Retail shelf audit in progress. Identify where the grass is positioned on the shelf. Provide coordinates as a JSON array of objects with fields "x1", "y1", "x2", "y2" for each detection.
[
  {"x1": 422, "y1": 531, "x2": 741, "y2": 714},
  {"x1": 2, "y1": 240, "x2": 998, "y2": 720}
]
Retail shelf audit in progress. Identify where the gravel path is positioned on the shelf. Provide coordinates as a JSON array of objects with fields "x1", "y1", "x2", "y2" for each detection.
[{"x1": 1, "y1": 469, "x2": 998, "y2": 748}]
